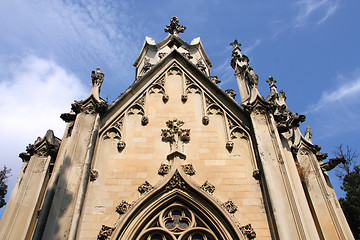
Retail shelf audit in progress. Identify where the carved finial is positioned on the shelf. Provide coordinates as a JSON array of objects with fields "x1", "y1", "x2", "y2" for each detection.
[
  {"x1": 266, "y1": 76, "x2": 277, "y2": 88},
  {"x1": 304, "y1": 126, "x2": 312, "y2": 141},
  {"x1": 164, "y1": 16, "x2": 186, "y2": 35},
  {"x1": 91, "y1": 67, "x2": 104, "y2": 87},
  {"x1": 230, "y1": 39, "x2": 241, "y2": 49}
]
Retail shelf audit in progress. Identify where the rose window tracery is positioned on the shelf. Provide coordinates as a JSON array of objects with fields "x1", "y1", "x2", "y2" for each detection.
[{"x1": 139, "y1": 204, "x2": 217, "y2": 240}]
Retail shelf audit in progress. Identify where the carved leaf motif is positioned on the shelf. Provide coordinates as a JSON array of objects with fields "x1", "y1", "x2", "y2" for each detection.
[
  {"x1": 97, "y1": 225, "x2": 115, "y2": 240},
  {"x1": 138, "y1": 181, "x2": 154, "y2": 194},
  {"x1": 182, "y1": 163, "x2": 195, "y2": 175},
  {"x1": 90, "y1": 170, "x2": 99, "y2": 182},
  {"x1": 165, "y1": 170, "x2": 186, "y2": 191},
  {"x1": 115, "y1": 200, "x2": 131, "y2": 214},
  {"x1": 222, "y1": 200, "x2": 238, "y2": 214},
  {"x1": 158, "y1": 163, "x2": 171, "y2": 175},
  {"x1": 240, "y1": 224, "x2": 256, "y2": 239},
  {"x1": 201, "y1": 181, "x2": 215, "y2": 194}
]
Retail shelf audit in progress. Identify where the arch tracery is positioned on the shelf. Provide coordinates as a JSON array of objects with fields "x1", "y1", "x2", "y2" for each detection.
[{"x1": 111, "y1": 168, "x2": 246, "y2": 240}]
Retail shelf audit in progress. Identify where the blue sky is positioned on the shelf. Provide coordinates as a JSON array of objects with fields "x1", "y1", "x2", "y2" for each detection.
[{"x1": 1, "y1": 0, "x2": 359, "y2": 216}]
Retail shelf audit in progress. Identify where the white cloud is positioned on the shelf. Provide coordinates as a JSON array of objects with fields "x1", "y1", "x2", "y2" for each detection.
[
  {"x1": 243, "y1": 39, "x2": 262, "y2": 54},
  {"x1": 0, "y1": 55, "x2": 88, "y2": 207},
  {"x1": 308, "y1": 69, "x2": 360, "y2": 112},
  {"x1": 295, "y1": 0, "x2": 339, "y2": 27},
  {"x1": 305, "y1": 68, "x2": 360, "y2": 139}
]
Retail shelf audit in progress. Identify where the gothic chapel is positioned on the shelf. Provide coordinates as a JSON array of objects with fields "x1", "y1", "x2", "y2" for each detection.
[{"x1": 0, "y1": 17, "x2": 354, "y2": 240}]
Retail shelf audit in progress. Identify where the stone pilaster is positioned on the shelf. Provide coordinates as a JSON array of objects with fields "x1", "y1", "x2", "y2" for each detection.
[
  {"x1": 0, "y1": 130, "x2": 60, "y2": 240},
  {"x1": 247, "y1": 101, "x2": 319, "y2": 239}
]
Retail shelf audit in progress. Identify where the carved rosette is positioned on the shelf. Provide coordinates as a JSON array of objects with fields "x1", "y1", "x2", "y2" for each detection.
[
  {"x1": 240, "y1": 224, "x2": 256, "y2": 239},
  {"x1": 222, "y1": 200, "x2": 238, "y2": 214},
  {"x1": 90, "y1": 170, "x2": 99, "y2": 182},
  {"x1": 115, "y1": 200, "x2": 132, "y2": 214},
  {"x1": 165, "y1": 170, "x2": 187, "y2": 191},
  {"x1": 201, "y1": 181, "x2": 215, "y2": 194},
  {"x1": 138, "y1": 181, "x2": 154, "y2": 194},
  {"x1": 182, "y1": 163, "x2": 196, "y2": 176},
  {"x1": 158, "y1": 163, "x2": 171, "y2": 175},
  {"x1": 97, "y1": 225, "x2": 115, "y2": 240}
]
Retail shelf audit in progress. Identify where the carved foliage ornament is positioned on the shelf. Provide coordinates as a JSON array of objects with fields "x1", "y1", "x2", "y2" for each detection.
[
  {"x1": 200, "y1": 181, "x2": 215, "y2": 194},
  {"x1": 116, "y1": 200, "x2": 132, "y2": 215},
  {"x1": 138, "y1": 181, "x2": 154, "y2": 194},
  {"x1": 158, "y1": 163, "x2": 171, "y2": 175},
  {"x1": 97, "y1": 225, "x2": 115, "y2": 240},
  {"x1": 90, "y1": 170, "x2": 99, "y2": 182},
  {"x1": 222, "y1": 200, "x2": 238, "y2": 214},
  {"x1": 165, "y1": 170, "x2": 187, "y2": 191},
  {"x1": 240, "y1": 224, "x2": 256, "y2": 239},
  {"x1": 161, "y1": 119, "x2": 190, "y2": 151},
  {"x1": 182, "y1": 163, "x2": 196, "y2": 175},
  {"x1": 164, "y1": 16, "x2": 186, "y2": 35}
]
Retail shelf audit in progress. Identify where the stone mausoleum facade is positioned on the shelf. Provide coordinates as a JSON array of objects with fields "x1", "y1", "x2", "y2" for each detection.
[{"x1": 0, "y1": 17, "x2": 354, "y2": 240}]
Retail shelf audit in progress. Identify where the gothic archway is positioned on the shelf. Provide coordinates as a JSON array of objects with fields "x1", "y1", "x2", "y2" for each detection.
[{"x1": 112, "y1": 169, "x2": 246, "y2": 240}]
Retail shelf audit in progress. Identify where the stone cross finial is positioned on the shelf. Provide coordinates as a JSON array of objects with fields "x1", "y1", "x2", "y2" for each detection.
[
  {"x1": 230, "y1": 39, "x2": 241, "y2": 49},
  {"x1": 164, "y1": 16, "x2": 186, "y2": 35},
  {"x1": 266, "y1": 76, "x2": 277, "y2": 88}
]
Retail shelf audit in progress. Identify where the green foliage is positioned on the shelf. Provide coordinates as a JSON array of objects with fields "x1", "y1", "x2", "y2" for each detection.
[
  {"x1": 334, "y1": 144, "x2": 359, "y2": 239},
  {"x1": 0, "y1": 165, "x2": 11, "y2": 208},
  {"x1": 339, "y1": 167, "x2": 360, "y2": 239}
]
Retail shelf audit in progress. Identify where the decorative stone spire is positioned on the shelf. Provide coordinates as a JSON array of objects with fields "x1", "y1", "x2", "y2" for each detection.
[{"x1": 164, "y1": 16, "x2": 186, "y2": 35}]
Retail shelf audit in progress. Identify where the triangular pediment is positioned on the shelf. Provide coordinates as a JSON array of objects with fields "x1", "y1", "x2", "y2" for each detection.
[{"x1": 101, "y1": 50, "x2": 251, "y2": 137}]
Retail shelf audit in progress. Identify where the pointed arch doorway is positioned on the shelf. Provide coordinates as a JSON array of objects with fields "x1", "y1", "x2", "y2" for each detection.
[{"x1": 112, "y1": 169, "x2": 246, "y2": 240}]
